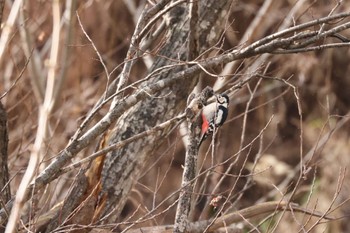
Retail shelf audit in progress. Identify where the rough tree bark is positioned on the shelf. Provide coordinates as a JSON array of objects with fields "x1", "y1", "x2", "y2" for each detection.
[
  {"x1": 0, "y1": 102, "x2": 10, "y2": 232},
  {"x1": 98, "y1": 0, "x2": 231, "y2": 222},
  {"x1": 173, "y1": 89, "x2": 213, "y2": 233}
]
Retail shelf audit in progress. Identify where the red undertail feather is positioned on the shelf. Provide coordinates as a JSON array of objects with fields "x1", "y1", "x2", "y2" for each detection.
[{"x1": 201, "y1": 114, "x2": 209, "y2": 134}]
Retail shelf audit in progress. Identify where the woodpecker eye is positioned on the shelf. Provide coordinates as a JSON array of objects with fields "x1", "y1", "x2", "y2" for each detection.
[
  {"x1": 220, "y1": 94, "x2": 229, "y2": 104},
  {"x1": 215, "y1": 94, "x2": 229, "y2": 104},
  {"x1": 217, "y1": 96, "x2": 225, "y2": 104}
]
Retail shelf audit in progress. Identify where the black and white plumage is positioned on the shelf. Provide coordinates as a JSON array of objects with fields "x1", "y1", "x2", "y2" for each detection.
[{"x1": 198, "y1": 93, "x2": 229, "y2": 148}]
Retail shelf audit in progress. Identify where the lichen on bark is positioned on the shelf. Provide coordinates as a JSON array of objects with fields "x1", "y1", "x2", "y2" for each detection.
[{"x1": 98, "y1": 0, "x2": 231, "y2": 222}]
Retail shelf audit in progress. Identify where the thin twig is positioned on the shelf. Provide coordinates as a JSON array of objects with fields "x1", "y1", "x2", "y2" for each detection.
[
  {"x1": 76, "y1": 11, "x2": 109, "y2": 83},
  {"x1": 128, "y1": 201, "x2": 334, "y2": 233},
  {"x1": 0, "y1": 48, "x2": 33, "y2": 100},
  {"x1": 53, "y1": 0, "x2": 77, "y2": 110},
  {"x1": 318, "y1": 0, "x2": 343, "y2": 34},
  {"x1": 4, "y1": 1, "x2": 61, "y2": 232},
  {"x1": 18, "y1": 3, "x2": 45, "y2": 102},
  {"x1": 61, "y1": 113, "x2": 185, "y2": 174},
  {"x1": 258, "y1": 114, "x2": 350, "y2": 202},
  {"x1": 214, "y1": 0, "x2": 275, "y2": 90}
]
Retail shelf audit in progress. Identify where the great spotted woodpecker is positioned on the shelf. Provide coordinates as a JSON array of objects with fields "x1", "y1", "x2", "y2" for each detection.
[{"x1": 198, "y1": 93, "x2": 229, "y2": 148}]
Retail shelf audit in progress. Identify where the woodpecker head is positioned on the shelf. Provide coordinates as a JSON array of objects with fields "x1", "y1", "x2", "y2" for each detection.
[{"x1": 216, "y1": 94, "x2": 229, "y2": 107}]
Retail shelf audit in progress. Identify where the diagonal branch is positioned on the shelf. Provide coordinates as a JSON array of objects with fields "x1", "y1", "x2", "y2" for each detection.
[{"x1": 128, "y1": 201, "x2": 334, "y2": 233}]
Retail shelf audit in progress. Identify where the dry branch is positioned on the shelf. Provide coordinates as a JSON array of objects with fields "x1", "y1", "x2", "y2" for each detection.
[
  {"x1": 174, "y1": 91, "x2": 207, "y2": 232},
  {"x1": 0, "y1": 102, "x2": 10, "y2": 231},
  {"x1": 129, "y1": 201, "x2": 333, "y2": 233},
  {"x1": 0, "y1": 0, "x2": 23, "y2": 64},
  {"x1": 18, "y1": 2, "x2": 45, "y2": 102},
  {"x1": 4, "y1": 1, "x2": 62, "y2": 232}
]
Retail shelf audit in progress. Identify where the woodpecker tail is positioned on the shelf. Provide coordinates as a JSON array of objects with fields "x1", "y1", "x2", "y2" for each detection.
[
  {"x1": 198, "y1": 133, "x2": 207, "y2": 149},
  {"x1": 198, "y1": 124, "x2": 215, "y2": 149}
]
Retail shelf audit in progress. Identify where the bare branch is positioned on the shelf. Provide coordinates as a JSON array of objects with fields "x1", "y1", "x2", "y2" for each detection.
[
  {"x1": 174, "y1": 93, "x2": 204, "y2": 233},
  {"x1": 129, "y1": 201, "x2": 334, "y2": 233},
  {"x1": 0, "y1": 0, "x2": 23, "y2": 64},
  {"x1": 4, "y1": 1, "x2": 61, "y2": 231}
]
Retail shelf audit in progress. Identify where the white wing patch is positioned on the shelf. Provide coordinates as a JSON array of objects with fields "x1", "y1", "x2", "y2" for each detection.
[{"x1": 215, "y1": 108, "x2": 224, "y2": 125}]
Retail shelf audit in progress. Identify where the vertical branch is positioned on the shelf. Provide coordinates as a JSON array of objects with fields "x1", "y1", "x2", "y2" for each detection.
[
  {"x1": 45, "y1": 0, "x2": 61, "y2": 112},
  {"x1": 52, "y1": 0, "x2": 77, "y2": 110},
  {"x1": 4, "y1": 1, "x2": 61, "y2": 232},
  {"x1": 174, "y1": 99, "x2": 202, "y2": 233},
  {"x1": 0, "y1": 6, "x2": 9, "y2": 219},
  {"x1": 187, "y1": 0, "x2": 198, "y2": 60},
  {"x1": 0, "y1": 0, "x2": 5, "y2": 35},
  {"x1": 112, "y1": 7, "x2": 146, "y2": 97},
  {"x1": 172, "y1": 1, "x2": 200, "y2": 225},
  {"x1": 179, "y1": 0, "x2": 199, "y2": 151},
  {"x1": 18, "y1": 1, "x2": 45, "y2": 102},
  {"x1": 0, "y1": 102, "x2": 10, "y2": 204},
  {"x1": 0, "y1": 4, "x2": 9, "y2": 220},
  {"x1": 0, "y1": 0, "x2": 23, "y2": 65}
]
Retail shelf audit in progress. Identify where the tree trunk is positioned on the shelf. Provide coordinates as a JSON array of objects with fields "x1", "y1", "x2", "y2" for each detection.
[
  {"x1": 0, "y1": 102, "x2": 10, "y2": 232},
  {"x1": 98, "y1": 0, "x2": 231, "y2": 222}
]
